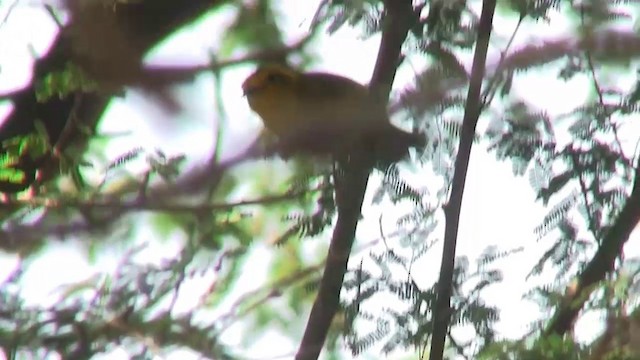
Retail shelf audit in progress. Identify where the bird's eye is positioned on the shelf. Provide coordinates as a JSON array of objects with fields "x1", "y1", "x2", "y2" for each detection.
[{"x1": 266, "y1": 73, "x2": 285, "y2": 83}]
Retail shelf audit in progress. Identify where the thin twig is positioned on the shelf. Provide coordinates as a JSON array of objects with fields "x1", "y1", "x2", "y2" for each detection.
[
  {"x1": 570, "y1": 151, "x2": 600, "y2": 242},
  {"x1": 2, "y1": 188, "x2": 320, "y2": 213},
  {"x1": 0, "y1": 0, "x2": 20, "y2": 28},
  {"x1": 480, "y1": 14, "x2": 523, "y2": 108},
  {"x1": 580, "y1": 6, "x2": 632, "y2": 170}
]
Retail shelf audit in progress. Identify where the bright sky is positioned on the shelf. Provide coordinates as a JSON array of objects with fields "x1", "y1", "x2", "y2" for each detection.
[{"x1": 1, "y1": 1, "x2": 640, "y2": 359}]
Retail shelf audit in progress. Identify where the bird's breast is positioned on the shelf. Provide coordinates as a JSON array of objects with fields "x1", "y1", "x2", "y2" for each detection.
[{"x1": 247, "y1": 91, "x2": 299, "y2": 135}]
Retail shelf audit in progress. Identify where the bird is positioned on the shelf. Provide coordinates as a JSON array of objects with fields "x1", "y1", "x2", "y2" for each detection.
[{"x1": 241, "y1": 64, "x2": 424, "y2": 167}]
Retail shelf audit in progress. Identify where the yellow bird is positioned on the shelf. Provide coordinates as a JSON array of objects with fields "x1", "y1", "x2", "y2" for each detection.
[{"x1": 242, "y1": 64, "x2": 424, "y2": 166}]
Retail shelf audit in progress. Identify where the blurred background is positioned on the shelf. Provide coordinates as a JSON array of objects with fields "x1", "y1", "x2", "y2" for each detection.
[{"x1": 1, "y1": 1, "x2": 639, "y2": 359}]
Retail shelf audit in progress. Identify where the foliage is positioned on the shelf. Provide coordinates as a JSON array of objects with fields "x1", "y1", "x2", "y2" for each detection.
[
  {"x1": 0, "y1": 129, "x2": 50, "y2": 187},
  {"x1": 0, "y1": 244, "x2": 242, "y2": 359},
  {"x1": 479, "y1": 335, "x2": 589, "y2": 360},
  {"x1": 35, "y1": 62, "x2": 101, "y2": 101}
]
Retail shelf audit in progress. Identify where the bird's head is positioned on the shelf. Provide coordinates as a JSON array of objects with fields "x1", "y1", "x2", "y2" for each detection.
[{"x1": 242, "y1": 64, "x2": 299, "y2": 98}]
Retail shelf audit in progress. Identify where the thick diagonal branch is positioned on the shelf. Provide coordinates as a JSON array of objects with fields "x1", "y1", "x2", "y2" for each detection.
[{"x1": 545, "y1": 156, "x2": 640, "y2": 336}]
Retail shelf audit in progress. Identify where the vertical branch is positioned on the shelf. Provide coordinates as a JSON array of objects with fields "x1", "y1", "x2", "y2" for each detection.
[
  {"x1": 428, "y1": 1, "x2": 496, "y2": 360},
  {"x1": 294, "y1": 1, "x2": 414, "y2": 359}
]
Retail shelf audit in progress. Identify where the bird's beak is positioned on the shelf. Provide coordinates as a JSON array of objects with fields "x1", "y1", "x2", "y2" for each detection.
[
  {"x1": 242, "y1": 85, "x2": 257, "y2": 97},
  {"x1": 241, "y1": 80, "x2": 250, "y2": 97},
  {"x1": 242, "y1": 76, "x2": 260, "y2": 97}
]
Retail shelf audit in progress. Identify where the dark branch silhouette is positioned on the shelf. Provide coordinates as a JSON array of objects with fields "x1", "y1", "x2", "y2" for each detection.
[
  {"x1": 544, "y1": 155, "x2": 640, "y2": 336},
  {"x1": 429, "y1": 1, "x2": 496, "y2": 360},
  {"x1": 295, "y1": 1, "x2": 416, "y2": 359}
]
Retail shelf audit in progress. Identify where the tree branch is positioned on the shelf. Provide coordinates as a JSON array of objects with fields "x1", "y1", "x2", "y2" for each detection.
[
  {"x1": 2, "y1": 188, "x2": 318, "y2": 214},
  {"x1": 0, "y1": 0, "x2": 225, "y2": 194},
  {"x1": 429, "y1": 1, "x2": 496, "y2": 359},
  {"x1": 294, "y1": 1, "x2": 415, "y2": 359},
  {"x1": 544, "y1": 155, "x2": 640, "y2": 336}
]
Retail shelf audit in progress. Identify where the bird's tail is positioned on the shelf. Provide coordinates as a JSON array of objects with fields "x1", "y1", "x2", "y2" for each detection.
[{"x1": 368, "y1": 126, "x2": 425, "y2": 168}]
